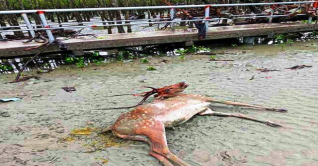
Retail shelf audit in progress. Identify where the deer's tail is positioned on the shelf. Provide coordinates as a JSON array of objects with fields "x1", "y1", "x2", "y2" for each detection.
[{"x1": 98, "y1": 125, "x2": 113, "y2": 134}]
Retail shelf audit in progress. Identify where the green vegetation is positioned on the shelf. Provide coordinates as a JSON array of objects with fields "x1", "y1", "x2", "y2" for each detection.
[
  {"x1": 64, "y1": 51, "x2": 105, "y2": 68},
  {"x1": 147, "y1": 66, "x2": 156, "y2": 71},
  {"x1": 302, "y1": 20, "x2": 309, "y2": 24},
  {"x1": 175, "y1": 49, "x2": 187, "y2": 55},
  {"x1": 0, "y1": 64, "x2": 13, "y2": 71},
  {"x1": 179, "y1": 55, "x2": 185, "y2": 61},
  {"x1": 75, "y1": 57, "x2": 85, "y2": 68},
  {"x1": 198, "y1": 46, "x2": 211, "y2": 52},
  {"x1": 140, "y1": 58, "x2": 149, "y2": 64},
  {"x1": 275, "y1": 34, "x2": 286, "y2": 43},
  {"x1": 311, "y1": 31, "x2": 318, "y2": 38},
  {"x1": 279, "y1": 43, "x2": 286, "y2": 50},
  {"x1": 176, "y1": 45, "x2": 211, "y2": 56},
  {"x1": 210, "y1": 55, "x2": 216, "y2": 60},
  {"x1": 286, "y1": 39, "x2": 294, "y2": 46}
]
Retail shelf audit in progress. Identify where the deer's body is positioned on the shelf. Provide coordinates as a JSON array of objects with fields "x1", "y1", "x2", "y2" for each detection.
[
  {"x1": 106, "y1": 83, "x2": 286, "y2": 166},
  {"x1": 113, "y1": 94, "x2": 209, "y2": 132}
]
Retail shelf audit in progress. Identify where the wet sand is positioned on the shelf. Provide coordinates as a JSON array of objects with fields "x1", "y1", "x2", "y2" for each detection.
[{"x1": 0, "y1": 41, "x2": 318, "y2": 166}]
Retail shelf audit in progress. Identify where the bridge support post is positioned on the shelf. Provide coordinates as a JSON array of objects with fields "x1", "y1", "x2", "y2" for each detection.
[
  {"x1": 170, "y1": 8, "x2": 175, "y2": 32},
  {"x1": 205, "y1": 5, "x2": 210, "y2": 33},
  {"x1": 37, "y1": 11, "x2": 55, "y2": 43},
  {"x1": 308, "y1": 15, "x2": 313, "y2": 24},
  {"x1": 21, "y1": 13, "x2": 35, "y2": 38}
]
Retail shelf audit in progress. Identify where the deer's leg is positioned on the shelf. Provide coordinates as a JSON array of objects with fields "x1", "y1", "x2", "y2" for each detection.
[
  {"x1": 137, "y1": 120, "x2": 191, "y2": 166},
  {"x1": 205, "y1": 97, "x2": 287, "y2": 112},
  {"x1": 113, "y1": 132, "x2": 174, "y2": 166},
  {"x1": 199, "y1": 108, "x2": 282, "y2": 127},
  {"x1": 149, "y1": 151, "x2": 173, "y2": 166}
]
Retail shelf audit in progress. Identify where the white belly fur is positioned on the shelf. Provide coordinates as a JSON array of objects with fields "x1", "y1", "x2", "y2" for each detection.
[{"x1": 154, "y1": 100, "x2": 210, "y2": 127}]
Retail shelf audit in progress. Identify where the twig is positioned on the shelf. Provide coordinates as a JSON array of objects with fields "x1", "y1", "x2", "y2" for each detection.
[{"x1": 14, "y1": 42, "x2": 53, "y2": 82}]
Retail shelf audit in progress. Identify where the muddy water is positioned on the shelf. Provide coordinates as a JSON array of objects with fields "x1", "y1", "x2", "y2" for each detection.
[{"x1": 0, "y1": 41, "x2": 318, "y2": 166}]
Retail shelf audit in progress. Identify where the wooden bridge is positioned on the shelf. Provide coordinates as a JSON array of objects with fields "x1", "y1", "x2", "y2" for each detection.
[
  {"x1": 0, "y1": 23, "x2": 317, "y2": 58},
  {"x1": 0, "y1": 1, "x2": 317, "y2": 58}
]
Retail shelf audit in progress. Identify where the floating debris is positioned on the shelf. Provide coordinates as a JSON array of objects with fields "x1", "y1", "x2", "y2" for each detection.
[
  {"x1": 286, "y1": 65, "x2": 312, "y2": 70},
  {"x1": 0, "y1": 97, "x2": 21, "y2": 103},
  {"x1": 70, "y1": 127, "x2": 95, "y2": 135},
  {"x1": 256, "y1": 68, "x2": 280, "y2": 72},
  {"x1": 62, "y1": 86, "x2": 76, "y2": 93}
]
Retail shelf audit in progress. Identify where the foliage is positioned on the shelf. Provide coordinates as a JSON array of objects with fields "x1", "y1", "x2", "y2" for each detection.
[
  {"x1": 64, "y1": 51, "x2": 105, "y2": 68},
  {"x1": 147, "y1": 66, "x2": 156, "y2": 71},
  {"x1": 286, "y1": 39, "x2": 294, "y2": 46},
  {"x1": 311, "y1": 31, "x2": 318, "y2": 38},
  {"x1": 140, "y1": 58, "x2": 149, "y2": 63},
  {"x1": 198, "y1": 46, "x2": 211, "y2": 52},
  {"x1": 179, "y1": 55, "x2": 185, "y2": 61},
  {"x1": 0, "y1": 64, "x2": 13, "y2": 71},
  {"x1": 76, "y1": 57, "x2": 85, "y2": 68},
  {"x1": 275, "y1": 34, "x2": 286, "y2": 43},
  {"x1": 176, "y1": 45, "x2": 211, "y2": 56},
  {"x1": 210, "y1": 55, "x2": 216, "y2": 60},
  {"x1": 65, "y1": 57, "x2": 75, "y2": 63},
  {"x1": 231, "y1": 44, "x2": 237, "y2": 47},
  {"x1": 279, "y1": 43, "x2": 286, "y2": 50},
  {"x1": 302, "y1": 20, "x2": 308, "y2": 24},
  {"x1": 175, "y1": 48, "x2": 187, "y2": 55},
  {"x1": 116, "y1": 52, "x2": 125, "y2": 63},
  {"x1": 187, "y1": 45, "x2": 198, "y2": 53}
]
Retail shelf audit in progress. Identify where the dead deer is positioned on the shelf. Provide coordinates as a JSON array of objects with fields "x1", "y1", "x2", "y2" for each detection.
[{"x1": 102, "y1": 82, "x2": 287, "y2": 166}]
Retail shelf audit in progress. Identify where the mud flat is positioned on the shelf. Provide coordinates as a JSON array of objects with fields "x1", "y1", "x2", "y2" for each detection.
[{"x1": 0, "y1": 41, "x2": 318, "y2": 166}]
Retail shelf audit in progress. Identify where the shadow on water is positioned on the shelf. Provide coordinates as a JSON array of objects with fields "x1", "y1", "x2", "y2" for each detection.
[{"x1": 1, "y1": 31, "x2": 317, "y2": 74}]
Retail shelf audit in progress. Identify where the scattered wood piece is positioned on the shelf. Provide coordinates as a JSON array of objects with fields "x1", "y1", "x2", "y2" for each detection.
[
  {"x1": 256, "y1": 68, "x2": 280, "y2": 72},
  {"x1": 209, "y1": 59, "x2": 234, "y2": 62},
  {"x1": 249, "y1": 75, "x2": 255, "y2": 80},
  {"x1": 196, "y1": 52, "x2": 216, "y2": 55},
  {"x1": 286, "y1": 65, "x2": 312, "y2": 70},
  {"x1": 8, "y1": 76, "x2": 40, "y2": 83},
  {"x1": 62, "y1": 87, "x2": 76, "y2": 93},
  {"x1": 159, "y1": 59, "x2": 169, "y2": 63}
]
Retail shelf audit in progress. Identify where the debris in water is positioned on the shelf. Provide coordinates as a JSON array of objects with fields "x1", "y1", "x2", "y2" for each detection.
[
  {"x1": 209, "y1": 59, "x2": 234, "y2": 62},
  {"x1": 249, "y1": 75, "x2": 255, "y2": 80},
  {"x1": 62, "y1": 86, "x2": 76, "y2": 93},
  {"x1": 36, "y1": 69, "x2": 53, "y2": 74},
  {"x1": 0, "y1": 111, "x2": 10, "y2": 117},
  {"x1": 159, "y1": 59, "x2": 169, "y2": 63},
  {"x1": 0, "y1": 97, "x2": 21, "y2": 103},
  {"x1": 70, "y1": 127, "x2": 95, "y2": 135},
  {"x1": 256, "y1": 68, "x2": 280, "y2": 72},
  {"x1": 286, "y1": 65, "x2": 312, "y2": 70}
]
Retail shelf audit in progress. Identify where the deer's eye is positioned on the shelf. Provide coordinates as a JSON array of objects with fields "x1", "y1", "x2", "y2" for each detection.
[{"x1": 165, "y1": 89, "x2": 170, "y2": 93}]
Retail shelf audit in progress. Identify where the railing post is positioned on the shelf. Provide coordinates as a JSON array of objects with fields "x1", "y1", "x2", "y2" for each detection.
[
  {"x1": 37, "y1": 11, "x2": 55, "y2": 43},
  {"x1": 170, "y1": 8, "x2": 175, "y2": 32},
  {"x1": 21, "y1": 13, "x2": 35, "y2": 38},
  {"x1": 205, "y1": 5, "x2": 210, "y2": 33},
  {"x1": 269, "y1": 8, "x2": 274, "y2": 23}
]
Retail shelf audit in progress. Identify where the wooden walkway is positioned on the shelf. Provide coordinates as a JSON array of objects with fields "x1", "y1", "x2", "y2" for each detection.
[{"x1": 0, "y1": 23, "x2": 317, "y2": 58}]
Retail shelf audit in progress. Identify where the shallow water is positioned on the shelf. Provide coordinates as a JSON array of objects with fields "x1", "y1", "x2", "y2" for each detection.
[{"x1": 0, "y1": 40, "x2": 318, "y2": 166}]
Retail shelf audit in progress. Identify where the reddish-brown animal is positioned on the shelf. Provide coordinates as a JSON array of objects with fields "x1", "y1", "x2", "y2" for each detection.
[{"x1": 105, "y1": 82, "x2": 286, "y2": 166}]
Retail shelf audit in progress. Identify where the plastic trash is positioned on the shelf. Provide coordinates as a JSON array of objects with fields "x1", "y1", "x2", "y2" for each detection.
[{"x1": 0, "y1": 97, "x2": 21, "y2": 102}]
